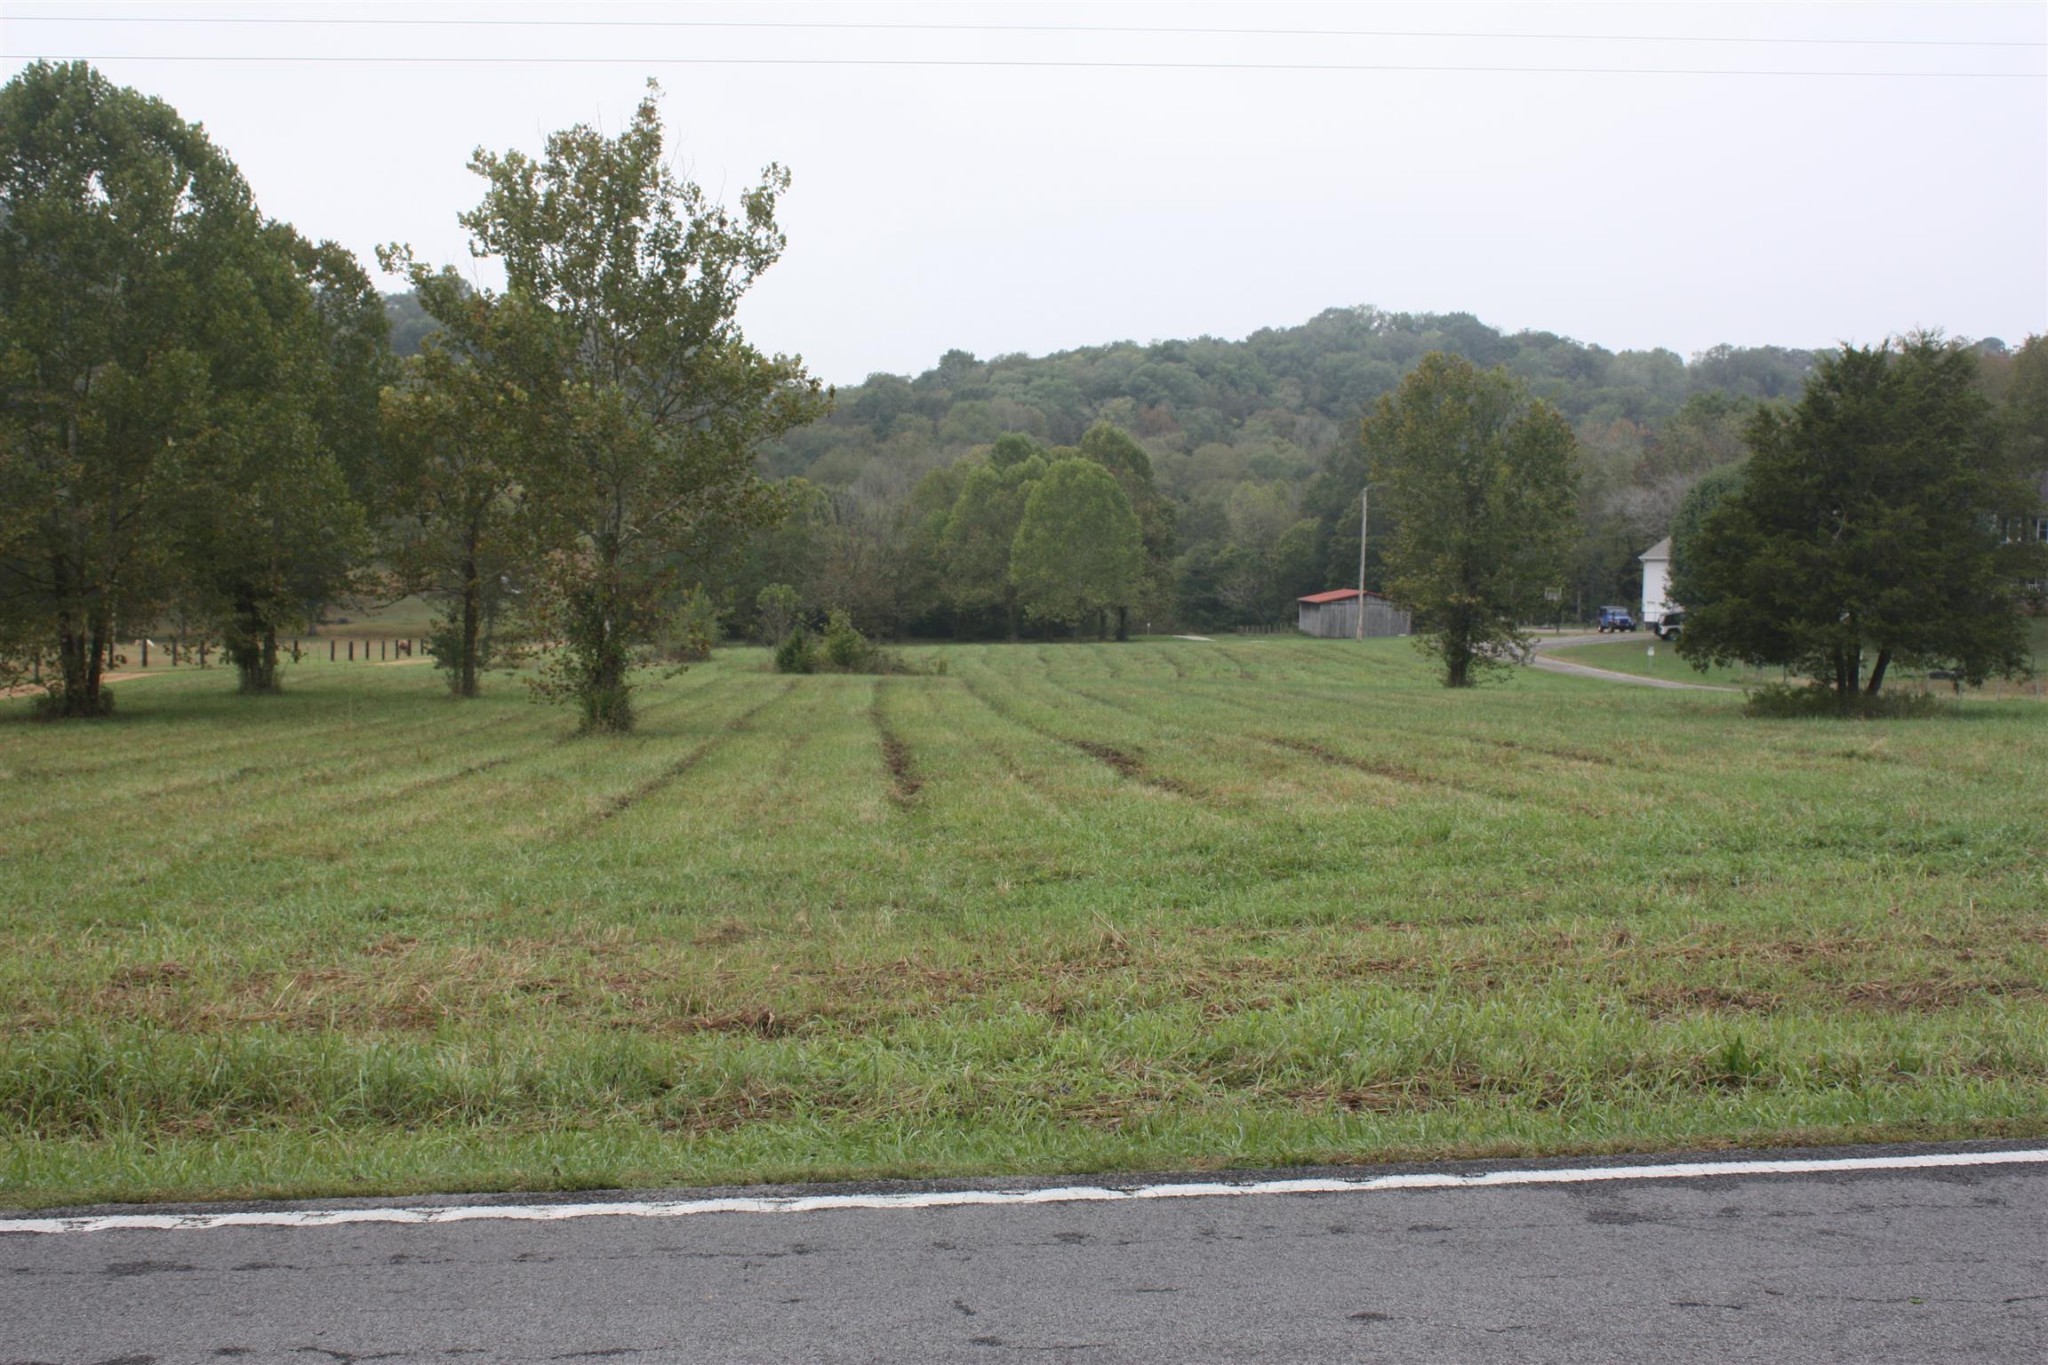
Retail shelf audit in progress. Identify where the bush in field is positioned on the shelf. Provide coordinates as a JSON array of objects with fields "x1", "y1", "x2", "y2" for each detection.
[
  {"x1": 772, "y1": 610, "x2": 943, "y2": 676},
  {"x1": 1743, "y1": 681, "x2": 1949, "y2": 720},
  {"x1": 651, "y1": 587, "x2": 721, "y2": 664},
  {"x1": 773, "y1": 626, "x2": 817, "y2": 674},
  {"x1": 822, "y1": 609, "x2": 875, "y2": 670},
  {"x1": 756, "y1": 583, "x2": 800, "y2": 646}
]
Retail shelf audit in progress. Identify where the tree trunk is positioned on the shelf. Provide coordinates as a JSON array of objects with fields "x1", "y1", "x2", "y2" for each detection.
[
  {"x1": 578, "y1": 540, "x2": 635, "y2": 734},
  {"x1": 1866, "y1": 649, "x2": 1891, "y2": 697},
  {"x1": 1004, "y1": 584, "x2": 1019, "y2": 643},
  {"x1": 1115, "y1": 604, "x2": 1130, "y2": 642},
  {"x1": 456, "y1": 542, "x2": 483, "y2": 699},
  {"x1": 230, "y1": 593, "x2": 283, "y2": 695},
  {"x1": 46, "y1": 555, "x2": 111, "y2": 717}
]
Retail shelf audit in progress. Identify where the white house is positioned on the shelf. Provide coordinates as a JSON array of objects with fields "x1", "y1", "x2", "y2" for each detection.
[{"x1": 1640, "y1": 537, "x2": 1672, "y2": 622}]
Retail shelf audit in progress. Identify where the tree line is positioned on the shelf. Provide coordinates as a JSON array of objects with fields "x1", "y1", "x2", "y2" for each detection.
[
  {"x1": 1, "y1": 63, "x2": 820, "y2": 731},
  {"x1": 7, "y1": 61, "x2": 2041, "y2": 724}
]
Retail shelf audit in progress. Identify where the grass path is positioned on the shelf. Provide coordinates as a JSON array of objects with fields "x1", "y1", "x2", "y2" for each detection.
[{"x1": 2, "y1": 639, "x2": 2045, "y2": 1208}]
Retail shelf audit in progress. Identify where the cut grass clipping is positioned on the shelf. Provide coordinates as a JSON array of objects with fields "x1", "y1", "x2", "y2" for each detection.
[{"x1": 2, "y1": 638, "x2": 2045, "y2": 1208}]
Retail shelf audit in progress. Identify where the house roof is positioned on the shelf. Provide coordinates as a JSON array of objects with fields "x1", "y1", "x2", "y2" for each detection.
[
  {"x1": 1298, "y1": 588, "x2": 1384, "y2": 605},
  {"x1": 1640, "y1": 536, "x2": 1673, "y2": 562}
]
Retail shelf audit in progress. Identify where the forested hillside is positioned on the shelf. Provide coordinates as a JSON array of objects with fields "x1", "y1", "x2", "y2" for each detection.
[{"x1": 382, "y1": 295, "x2": 2024, "y2": 638}]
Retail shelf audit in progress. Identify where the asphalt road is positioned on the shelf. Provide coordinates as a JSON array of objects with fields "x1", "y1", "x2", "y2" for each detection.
[{"x1": 5, "y1": 1146, "x2": 2045, "y2": 1363}]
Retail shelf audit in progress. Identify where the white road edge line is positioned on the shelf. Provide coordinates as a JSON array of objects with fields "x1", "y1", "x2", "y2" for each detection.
[{"x1": 6, "y1": 1148, "x2": 2046, "y2": 1236}]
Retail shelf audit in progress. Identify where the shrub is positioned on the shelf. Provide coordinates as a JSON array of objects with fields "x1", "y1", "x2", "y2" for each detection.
[
  {"x1": 774, "y1": 626, "x2": 816, "y2": 674},
  {"x1": 821, "y1": 609, "x2": 874, "y2": 671},
  {"x1": 1743, "y1": 681, "x2": 1950, "y2": 720},
  {"x1": 651, "y1": 586, "x2": 721, "y2": 664},
  {"x1": 755, "y1": 583, "x2": 799, "y2": 646}
]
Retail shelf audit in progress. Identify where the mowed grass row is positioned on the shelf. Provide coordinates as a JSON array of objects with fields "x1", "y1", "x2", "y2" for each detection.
[{"x1": 1, "y1": 639, "x2": 2044, "y2": 1207}]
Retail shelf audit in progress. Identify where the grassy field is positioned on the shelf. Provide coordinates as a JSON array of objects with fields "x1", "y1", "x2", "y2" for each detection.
[
  {"x1": 1550, "y1": 617, "x2": 2048, "y2": 694},
  {"x1": 1547, "y1": 637, "x2": 1779, "y2": 688},
  {"x1": 3, "y1": 638, "x2": 2045, "y2": 1209}
]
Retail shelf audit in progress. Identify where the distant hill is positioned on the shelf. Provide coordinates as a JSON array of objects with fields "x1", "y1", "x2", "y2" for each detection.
[{"x1": 373, "y1": 294, "x2": 1839, "y2": 629}]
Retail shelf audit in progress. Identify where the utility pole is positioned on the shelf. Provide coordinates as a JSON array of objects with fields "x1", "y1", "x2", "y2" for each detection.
[{"x1": 1355, "y1": 483, "x2": 1369, "y2": 641}]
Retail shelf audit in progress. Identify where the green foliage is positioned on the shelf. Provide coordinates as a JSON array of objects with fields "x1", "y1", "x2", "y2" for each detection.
[
  {"x1": 1677, "y1": 337, "x2": 2045, "y2": 702},
  {"x1": 1741, "y1": 681, "x2": 1951, "y2": 720},
  {"x1": 1667, "y1": 462, "x2": 1745, "y2": 590},
  {"x1": 373, "y1": 266, "x2": 550, "y2": 699},
  {"x1": 1010, "y1": 460, "x2": 1144, "y2": 635},
  {"x1": 773, "y1": 608, "x2": 943, "y2": 676},
  {"x1": 1367, "y1": 353, "x2": 1581, "y2": 686},
  {"x1": 0, "y1": 63, "x2": 269, "y2": 714},
  {"x1": 773, "y1": 625, "x2": 816, "y2": 674},
  {"x1": 164, "y1": 228, "x2": 382, "y2": 696},
  {"x1": 432, "y1": 83, "x2": 827, "y2": 732},
  {"x1": 755, "y1": 583, "x2": 801, "y2": 646},
  {"x1": 822, "y1": 608, "x2": 873, "y2": 670},
  {"x1": 653, "y1": 586, "x2": 721, "y2": 664},
  {"x1": 941, "y1": 449, "x2": 1047, "y2": 638},
  {"x1": 729, "y1": 306, "x2": 1817, "y2": 633}
]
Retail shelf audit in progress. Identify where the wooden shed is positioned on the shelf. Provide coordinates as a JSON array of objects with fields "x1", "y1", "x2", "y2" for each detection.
[{"x1": 1296, "y1": 589, "x2": 1412, "y2": 639}]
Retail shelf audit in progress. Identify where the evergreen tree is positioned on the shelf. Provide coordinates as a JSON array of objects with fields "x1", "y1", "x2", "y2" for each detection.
[{"x1": 1676, "y1": 337, "x2": 2044, "y2": 702}]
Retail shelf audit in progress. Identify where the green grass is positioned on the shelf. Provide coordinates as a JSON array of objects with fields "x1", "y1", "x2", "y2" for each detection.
[
  {"x1": 3, "y1": 638, "x2": 2045, "y2": 1208},
  {"x1": 1551, "y1": 618, "x2": 2048, "y2": 696},
  {"x1": 1548, "y1": 637, "x2": 1769, "y2": 687}
]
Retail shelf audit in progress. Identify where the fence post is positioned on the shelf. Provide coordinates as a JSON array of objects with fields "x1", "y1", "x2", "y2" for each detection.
[
  {"x1": 330, "y1": 640, "x2": 336, "y2": 662},
  {"x1": 348, "y1": 641, "x2": 354, "y2": 662}
]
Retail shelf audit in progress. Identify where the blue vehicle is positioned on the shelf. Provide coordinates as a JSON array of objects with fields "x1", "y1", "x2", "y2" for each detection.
[{"x1": 1597, "y1": 606, "x2": 1637, "y2": 633}]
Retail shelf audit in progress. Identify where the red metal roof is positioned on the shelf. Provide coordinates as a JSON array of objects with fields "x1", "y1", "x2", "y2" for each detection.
[{"x1": 1298, "y1": 588, "x2": 1381, "y2": 604}]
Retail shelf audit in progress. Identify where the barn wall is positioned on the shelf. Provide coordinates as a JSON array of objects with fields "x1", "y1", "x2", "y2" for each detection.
[{"x1": 1297, "y1": 600, "x2": 1412, "y2": 638}]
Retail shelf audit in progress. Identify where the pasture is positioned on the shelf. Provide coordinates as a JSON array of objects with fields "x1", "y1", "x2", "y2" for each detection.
[{"x1": 2, "y1": 638, "x2": 2045, "y2": 1208}]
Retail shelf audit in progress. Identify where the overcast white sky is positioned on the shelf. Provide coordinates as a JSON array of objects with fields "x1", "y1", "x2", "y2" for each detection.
[{"x1": 5, "y1": 2, "x2": 2044, "y2": 385}]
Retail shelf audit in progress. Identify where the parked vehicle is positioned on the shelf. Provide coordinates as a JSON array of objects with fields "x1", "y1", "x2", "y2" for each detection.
[
  {"x1": 1597, "y1": 606, "x2": 1637, "y2": 633},
  {"x1": 1653, "y1": 610, "x2": 1685, "y2": 641}
]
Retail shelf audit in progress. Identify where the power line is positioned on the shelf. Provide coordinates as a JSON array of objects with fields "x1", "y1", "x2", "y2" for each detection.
[
  {"x1": 10, "y1": 53, "x2": 2041, "y2": 78},
  {"x1": 6, "y1": 14, "x2": 2043, "y2": 48}
]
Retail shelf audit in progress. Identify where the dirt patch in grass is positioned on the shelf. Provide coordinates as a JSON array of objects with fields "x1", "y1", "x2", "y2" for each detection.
[
  {"x1": 873, "y1": 703, "x2": 922, "y2": 804},
  {"x1": 1842, "y1": 979, "x2": 2046, "y2": 1012},
  {"x1": 1629, "y1": 984, "x2": 1784, "y2": 1018},
  {"x1": 1260, "y1": 735, "x2": 1475, "y2": 796},
  {"x1": 1072, "y1": 739, "x2": 1199, "y2": 797}
]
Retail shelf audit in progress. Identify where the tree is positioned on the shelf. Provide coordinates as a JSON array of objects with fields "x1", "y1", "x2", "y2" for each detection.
[
  {"x1": 0, "y1": 63, "x2": 262, "y2": 713},
  {"x1": 942, "y1": 452, "x2": 1046, "y2": 638},
  {"x1": 165, "y1": 227, "x2": 383, "y2": 695},
  {"x1": 374, "y1": 269, "x2": 543, "y2": 697},
  {"x1": 442, "y1": 84, "x2": 828, "y2": 732},
  {"x1": 1077, "y1": 421, "x2": 1176, "y2": 638},
  {"x1": 1366, "y1": 352, "x2": 1580, "y2": 687},
  {"x1": 1665, "y1": 461, "x2": 1745, "y2": 591},
  {"x1": 1675, "y1": 337, "x2": 2044, "y2": 703},
  {"x1": 1009, "y1": 459, "x2": 1142, "y2": 637}
]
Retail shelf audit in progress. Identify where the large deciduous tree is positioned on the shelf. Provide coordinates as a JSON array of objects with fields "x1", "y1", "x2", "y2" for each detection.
[
  {"x1": 942, "y1": 448, "x2": 1046, "y2": 639},
  {"x1": 1366, "y1": 352, "x2": 1579, "y2": 687},
  {"x1": 447, "y1": 85, "x2": 828, "y2": 732},
  {"x1": 373, "y1": 264, "x2": 552, "y2": 697},
  {"x1": 1675, "y1": 337, "x2": 2044, "y2": 703},
  {"x1": 1077, "y1": 421, "x2": 1176, "y2": 638},
  {"x1": 1010, "y1": 459, "x2": 1143, "y2": 638},
  {"x1": 166, "y1": 228, "x2": 383, "y2": 695},
  {"x1": 0, "y1": 63, "x2": 255, "y2": 712}
]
